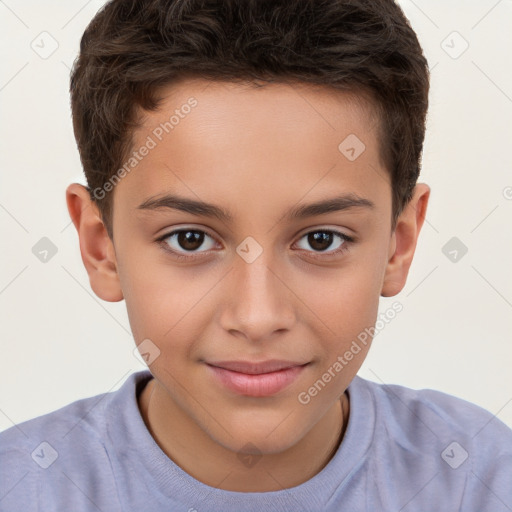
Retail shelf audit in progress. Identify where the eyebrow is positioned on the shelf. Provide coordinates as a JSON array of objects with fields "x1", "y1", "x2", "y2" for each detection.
[{"x1": 137, "y1": 192, "x2": 375, "y2": 223}]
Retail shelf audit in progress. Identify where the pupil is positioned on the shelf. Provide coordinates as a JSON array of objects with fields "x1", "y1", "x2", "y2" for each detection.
[
  {"x1": 175, "y1": 231, "x2": 334, "y2": 252},
  {"x1": 309, "y1": 232, "x2": 332, "y2": 251},
  {"x1": 179, "y1": 230, "x2": 204, "y2": 251}
]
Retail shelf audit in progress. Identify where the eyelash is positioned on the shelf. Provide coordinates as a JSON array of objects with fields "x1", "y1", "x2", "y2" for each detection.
[{"x1": 156, "y1": 228, "x2": 355, "y2": 262}]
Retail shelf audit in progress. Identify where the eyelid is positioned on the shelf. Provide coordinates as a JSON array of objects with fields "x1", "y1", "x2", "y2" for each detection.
[
  {"x1": 156, "y1": 225, "x2": 354, "y2": 245},
  {"x1": 155, "y1": 228, "x2": 218, "y2": 263},
  {"x1": 156, "y1": 226, "x2": 219, "y2": 249},
  {"x1": 293, "y1": 228, "x2": 354, "y2": 258},
  {"x1": 156, "y1": 224, "x2": 217, "y2": 241},
  {"x1": 295, "y1": 223, "x2": 356, "y2": 239},
  {"x1": 156, "y1": 225, "x2": 355, "y2": 262}
]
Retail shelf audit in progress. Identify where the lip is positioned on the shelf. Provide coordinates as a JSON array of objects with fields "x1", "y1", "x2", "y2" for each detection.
[{"x1": 206, "y1": 360, "x2": 309, "y2": 397}]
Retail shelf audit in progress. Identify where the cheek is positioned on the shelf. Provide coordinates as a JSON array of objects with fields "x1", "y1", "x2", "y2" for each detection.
[
  {"x1": 121, "y1": 258, "x2": 216, "y2": 362},
  {"x1": 291, "y1": 252, "x2": 386, "y2": 381},
  {"x1": 297, "y1": 259, "x2": 382, "y2": 331}
]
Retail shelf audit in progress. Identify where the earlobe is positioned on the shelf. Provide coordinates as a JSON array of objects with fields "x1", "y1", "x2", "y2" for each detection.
[
  {"x1": 65, "y1": 183, "x2": 124, "y2": 302},
  {"x1": 380, "y1": 183, "x2": 430, "y2": 297}
]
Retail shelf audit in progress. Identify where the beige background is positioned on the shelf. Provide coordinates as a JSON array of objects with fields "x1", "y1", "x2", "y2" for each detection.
[{"x1": 1, "y1": 0, "x2": 511, "y2": 431}]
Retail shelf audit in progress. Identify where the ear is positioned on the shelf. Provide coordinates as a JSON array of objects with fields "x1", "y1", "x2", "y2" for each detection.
[
  {"x1": 381, "y1": 183, "x2": 430, "y2": 297},
  {"x1": 65, "y1": 183, "x2": 123, "y2": 302}
]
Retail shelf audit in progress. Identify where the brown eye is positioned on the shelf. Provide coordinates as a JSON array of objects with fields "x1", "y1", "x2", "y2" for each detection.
[
  {"x1": 295, "y1": 229, "x2": 354, "y2": 258},
  {"x1": 158, "y1": 229, "x2": 217, "y2": 256},
  {"x1": 176, "y1": 230, "x2": 205, "y2": 251},
  {"x1": 307, "y1": 232, "x2": 335, "y2": 252}
]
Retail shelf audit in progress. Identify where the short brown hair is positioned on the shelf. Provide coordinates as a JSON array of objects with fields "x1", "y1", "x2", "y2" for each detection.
[{"x1": 70, "y1": 0, "x2": 430, "y2": 240}]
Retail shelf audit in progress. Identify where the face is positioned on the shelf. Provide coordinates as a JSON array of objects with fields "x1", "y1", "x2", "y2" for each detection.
[{"x1": 108, "y1": 79, "x2": 395, "y2": 454}]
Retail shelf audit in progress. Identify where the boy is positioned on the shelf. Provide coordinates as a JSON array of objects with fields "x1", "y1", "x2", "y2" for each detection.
[{"x1": 1, "y1": 0, "x2": 511, "y2": 510}]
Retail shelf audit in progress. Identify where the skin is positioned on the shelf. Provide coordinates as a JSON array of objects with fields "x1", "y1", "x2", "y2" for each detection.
[{"x1": 66, "y1": 78, "x2": 430, "y2": 492}]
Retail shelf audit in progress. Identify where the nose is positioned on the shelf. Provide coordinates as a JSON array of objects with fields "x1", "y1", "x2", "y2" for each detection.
[{"x1": 218, "y1": 251, "x2": 296, "y2": 343}]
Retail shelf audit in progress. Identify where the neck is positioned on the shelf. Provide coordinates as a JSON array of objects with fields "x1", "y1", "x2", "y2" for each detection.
[{"x1": 138, "y1": 378, "x2": 350, "y2": 492}]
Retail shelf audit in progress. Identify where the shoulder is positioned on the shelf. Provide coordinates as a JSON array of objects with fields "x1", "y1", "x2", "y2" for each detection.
[
  {"x1": 357, "y1": 376, "x2": 512, "y2": 448},
  {"x1": 350, "y1": 376, "x2": 512, "y2": 510},
  {"x1": 0, "y1": 385, "x2": 112, "y2": 455},
  {"x1": 0, "y1": 371, "x2": 146, "y2": 510}
]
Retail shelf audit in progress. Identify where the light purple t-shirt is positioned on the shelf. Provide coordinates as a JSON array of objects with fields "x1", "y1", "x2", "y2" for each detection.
[{"x1": 1, "y1": 369, "x2": 511, "y2": 511}]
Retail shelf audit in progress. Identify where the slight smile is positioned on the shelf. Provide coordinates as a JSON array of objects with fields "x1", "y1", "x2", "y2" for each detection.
[{"x1": 206, "y1": 360, "x2": 310, "y2": 397}]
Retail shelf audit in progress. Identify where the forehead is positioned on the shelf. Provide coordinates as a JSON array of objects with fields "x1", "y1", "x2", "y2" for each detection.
[
  {"x1": 137, "y1": 78, "x2": 381, "y2": 149},
  {"x1": 115, "y1": 78, "x2": 390, "y2": 224}
]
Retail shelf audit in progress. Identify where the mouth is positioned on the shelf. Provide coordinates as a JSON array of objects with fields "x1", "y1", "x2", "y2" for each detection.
[{"x1": 205, "y1": 360, "x2": 310, "y2": 397}]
